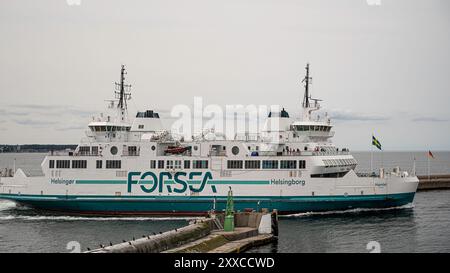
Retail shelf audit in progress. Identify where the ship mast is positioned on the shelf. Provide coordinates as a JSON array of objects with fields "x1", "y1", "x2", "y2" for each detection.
[
  {"x1": 302, "y1": 63, "x2": 312, "y2": 109},
  {"x1": 115, "y1": 65, "x2": 132, "y2": 111},
  {"x1": 300, "y1": 63, "x2": 322, "y2": 121},
  {"x1": 114, "y1": 65, "x2": 132, "y2": 122}
]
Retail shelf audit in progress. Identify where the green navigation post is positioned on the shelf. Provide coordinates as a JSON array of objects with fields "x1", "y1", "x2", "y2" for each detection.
[{"x1": 223, "y1": 186, "x2": 235, "y2": 232}]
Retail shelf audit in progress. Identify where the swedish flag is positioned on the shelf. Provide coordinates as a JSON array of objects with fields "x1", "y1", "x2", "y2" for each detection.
[{"x1": 372, "y1": 135, "x2": 382, "y2": 150}]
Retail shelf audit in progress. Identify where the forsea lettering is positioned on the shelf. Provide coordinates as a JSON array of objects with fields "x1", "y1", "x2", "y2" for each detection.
[{"x1": 127, "y1": 171, "x2": 213, "y2": 193}]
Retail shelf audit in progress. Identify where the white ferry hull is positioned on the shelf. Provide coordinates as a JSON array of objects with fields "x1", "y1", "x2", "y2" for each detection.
[
  {"x1": 0, "y1": 64, "x2": 420, "y2": 216},
  {"x1": 0, "y1": 170, "x2": 419, "y2": 216}
]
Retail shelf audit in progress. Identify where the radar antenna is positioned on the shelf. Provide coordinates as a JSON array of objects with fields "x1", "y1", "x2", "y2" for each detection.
[{"x1": 115, "y1": 65, "x2": 132, "y2": 110}]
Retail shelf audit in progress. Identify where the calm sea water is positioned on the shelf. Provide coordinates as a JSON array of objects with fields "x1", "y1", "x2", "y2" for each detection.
[{"x1": 0, "y1": 152, "x2": 449, "y2": 253}]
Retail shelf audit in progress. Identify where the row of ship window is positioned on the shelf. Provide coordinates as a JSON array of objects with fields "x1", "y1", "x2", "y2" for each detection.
[
  {"x1": 322, "y1": 158, "x2": 357, "y2": 168},
  {"x1": 290, "y1": 125, "x2": 331, "y2": 132},
  {"x1": 49, "y1": 159, "x2": 307, "y2": 170},
  {"x1": 150, "y1": 160, "x2": 209, "y2": 169},
  {"x1": 227, "y1": 160, "x2": 306, "y2": 170},
  {"x1": 49, "y1": 160, "x2": 121, "y2": 169},
  {"x1": 89, "y1": 126, "x2": 131, "y2": 132}
]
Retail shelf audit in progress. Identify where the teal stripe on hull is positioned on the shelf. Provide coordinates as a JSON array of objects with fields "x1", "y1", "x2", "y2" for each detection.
[
  {"x1": 0, "y1": 192, "x2": 416, "y2": 215},
  {"x1": 76, "y1": 180, "x2": 127, "y2": 185},
  {"x1": 74, "y1": 180, "x2": 270, "y2": 185}
]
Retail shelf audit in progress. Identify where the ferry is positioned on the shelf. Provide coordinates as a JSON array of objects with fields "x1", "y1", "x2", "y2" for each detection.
[{"x1": 0, "y1": 65, "x2": 419, "y2": 216}]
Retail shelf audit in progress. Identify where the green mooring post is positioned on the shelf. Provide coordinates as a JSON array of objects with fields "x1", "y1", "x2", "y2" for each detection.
[{"x1": 223, "y1": 187, "x2": 235, "y2": 232}]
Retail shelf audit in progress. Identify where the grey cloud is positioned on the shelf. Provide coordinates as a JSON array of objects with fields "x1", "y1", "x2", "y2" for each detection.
[
  {"x1": 3, "y1": 111, "x2": 29, "y2": 117},
  {"x1": 55, "y1": 125, "x2": 87, "y2": 131},
  {"x1": 65, "y1": 109, "x2": 95, "y2": 118},
  {"x1": 328, "y1": 110, "x2": 390, "y2": 122},
  {"x1": 13, "y1": 119, "x2": 59, "y2": 127},
  {"x1": 9, "y1": 104, "x2": 63, "y2": 110},
  {"x1": 412, "y1": 117, "x2": 450, "y2": 122},
  {"x1": 6, "y1": 104, "x2": 94, "y2": 118}
]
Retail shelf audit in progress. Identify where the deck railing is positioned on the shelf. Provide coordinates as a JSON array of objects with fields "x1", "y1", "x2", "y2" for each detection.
[{"x1": 254, "y1": 150, "x2": 350, "y2": 157}]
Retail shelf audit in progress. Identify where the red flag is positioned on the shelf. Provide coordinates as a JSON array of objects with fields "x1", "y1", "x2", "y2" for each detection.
[{"x1": 428, "y1": 150, "x2": 435, "y2": 159}]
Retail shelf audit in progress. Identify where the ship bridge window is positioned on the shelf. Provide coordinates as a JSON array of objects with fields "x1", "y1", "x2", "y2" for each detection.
[
  {"x1": 49, "y1": 160, "x2": 55, "y2": 169},
  {"x1": 72, "y1": 160, "x2": 87, "y2": 169},
  {"x1": 291, "y1": 125, "x2": 308, "y2": 131},
  {"x1": 280, "y1": 160, "x2": 297, "y2": 169},
  {"x1": 262, "y1": 160, "x2": 278, "y2": 169},
  {"x1": 91, "y1": 126, "x2": 130, "y2": 132},
  {"x1": 106, "y1": 160, "x2": 121, "y2": 169},
  {"x1": 227, "y1": 160, "x2": 243, "y2": 169},
  {"x1": 292, "y1": 125, "x2": 331, "y2": 132}
]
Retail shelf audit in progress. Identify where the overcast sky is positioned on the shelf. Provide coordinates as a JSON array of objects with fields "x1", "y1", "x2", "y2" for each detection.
[{"x1": 0, "y1": 0, "x2": 449, "y2": 150}]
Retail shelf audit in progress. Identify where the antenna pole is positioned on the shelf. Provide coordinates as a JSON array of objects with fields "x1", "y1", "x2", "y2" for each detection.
[
  {"x1": 115, "y1": 65, "x2": 132, "y2": 112},
  {"x1": 119, "y1": 65, "x2": 125, "y2": 109},
  {"x1": 302, "y1": 63, "x2": 311, "y2": 108}
]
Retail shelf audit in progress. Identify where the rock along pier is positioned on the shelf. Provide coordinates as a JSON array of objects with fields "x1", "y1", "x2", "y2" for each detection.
[{"x1": 86, "y1": 210, "x2": 278, "y2": 253}]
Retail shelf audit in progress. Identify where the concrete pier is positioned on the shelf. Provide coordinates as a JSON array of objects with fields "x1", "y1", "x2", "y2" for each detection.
[
  {"x1": 418, "y1": 175, "x2": 450, "y2": 191},
  {"x1": 87, "y1": 210, "x2": 278, "y2": 254}
]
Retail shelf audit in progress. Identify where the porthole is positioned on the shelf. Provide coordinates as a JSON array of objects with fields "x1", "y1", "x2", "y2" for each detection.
[
  {"x1": 110, "y1": 146, "x2": 118, "y2": 155},
  {"x1": 232, "y1": 146, "x2": 240, "y2": 155},
  {"x1": 151, "y1": 146, "x2": 156, "y2": 151}
]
